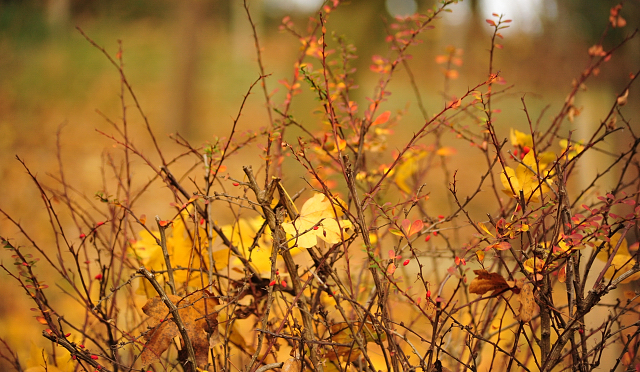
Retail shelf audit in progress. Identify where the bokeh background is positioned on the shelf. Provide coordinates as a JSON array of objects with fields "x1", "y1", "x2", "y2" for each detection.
[{"x1": 1, "y1": 0, "x2": 639, "y2": 368}]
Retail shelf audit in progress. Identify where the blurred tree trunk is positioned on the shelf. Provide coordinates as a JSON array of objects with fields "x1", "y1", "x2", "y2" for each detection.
[
  {"x1": 171, "y1": 0, "x2": 206, "y2": 139},
  {"x1": 231, "y1": 0, "x2": 263, "y2": 62},
  {"x1": 46, "y1": 0, "x2": 70, "y2": 27}
]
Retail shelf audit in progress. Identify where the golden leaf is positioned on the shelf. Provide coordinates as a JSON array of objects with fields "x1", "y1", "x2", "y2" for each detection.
[
  {"x1": 131, "y1": 212, "x2": 229, "y2": 293},
  {"x1": 282, "y1": 193, "x2": 353, "y2": 248},
  {"x1": 477, "y1": 222, "x2": 495, "y2": 238},
  {"x1": 25, "y1": 343, "x2": 73, "y2": 372},
  {"x1": 500, "y1": 151, "x2": 553, "y2": 202},
  {"x1": 394, "y1": 150, "x2": 427, "y2": 194},
  {"x1": 510, "y1": 128, "x2": 533, "y2": 148},
  {"x1": 596, "y1": 233, "x2": 640, "y2": 283}
]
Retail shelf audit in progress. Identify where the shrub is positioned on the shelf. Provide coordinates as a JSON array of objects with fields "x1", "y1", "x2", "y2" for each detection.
[{"x1": 1, "y1": 1, "x2": 640, "y2": 371}]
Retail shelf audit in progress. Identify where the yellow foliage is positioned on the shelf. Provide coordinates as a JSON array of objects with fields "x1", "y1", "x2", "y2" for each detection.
[
  {"x1": 130, "y1": 212, "x2": 229, "y2": 293},
  {"x1": 510, "y1": 128, "x2": 533, "y2": 148},
  {"x1": 25, "y1": 343, "x2": 73, "y2": 372},
  {"x1": 559, "y1": 139, "x2": 585, "y2": 160},
  {"x1": 282, "y1": 193, "x2": 353, "y2": 248},
  {"x1": 224, "y1": 216, "x2": 304, "y2": 273},
  {"x1": 596, "y1": 233, "x2": 640, "y2": 283},
  {"x1": 394, "y1": 150, "x2": 427, "y2": 194},
  {"x1": 500, "y1": 151, "x2": 553, "y2": 202}
]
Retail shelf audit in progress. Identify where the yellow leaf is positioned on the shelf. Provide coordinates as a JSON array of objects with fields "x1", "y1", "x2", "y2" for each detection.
[
  {"x1": 394, "y1": 150, "x2": 427, "y2": 194},
  {"x1": 217, "y1": 311, "x2": 255, "y2": 354},
  {"x1": 224, "y1": 215, "x2": 308, "y2": 274},
  {"x1": 510, "y1": 128, "x2": 533, "y2": 148},
  {"x1": 523, "y1": 256, "x2": 554, "y2": 274},
  {"x1": 25, "y1": 343, "x2": 73, "y2": 372},
  {"x1": 475, "y1": 250, "x2": 485, "y2": 263},
  {"x1": 596, "y1": 233, "x2": 640, "y2": 283},
  {"x1": 282, "y1": 193, "x2": 353, "y2": 248},
  {"x1": 500, "y1": 152, "x2": 553, "y2": 202},
  {"x1": 224, "y1": 216, "x2": 274, "y2": 273},
  {"x1": 477, "y1": 222, "x2": 495, "y2": 238},
  {"x1": 559, "y1": 139, "x2": 584, "y2": 160},
  {"x1": 131, "y1": 212, "x2": 228, "y2": 293}
]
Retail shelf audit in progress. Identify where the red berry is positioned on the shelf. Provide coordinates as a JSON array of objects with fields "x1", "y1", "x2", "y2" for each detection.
[{"x1": 403, "y1": 259, "x2": 410, "y2": 266}]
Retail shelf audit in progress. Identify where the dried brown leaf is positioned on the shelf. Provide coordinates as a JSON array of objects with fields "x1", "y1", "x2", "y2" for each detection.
[
  {"x1": 617, "y1": 89, "x2": 629, "y2": 106},
  {"x1": 517, "y1": 283, "x2": 535, "y2": 323},
  {"x1": 468, "y1": 270, "x2": 511, "y2": 295},
  {"x1": 139, "y1": 293, "x2": 219, "y2": 368},
  {"x1": 282, "y1": 358, "x2": 302, "y2": 372}
]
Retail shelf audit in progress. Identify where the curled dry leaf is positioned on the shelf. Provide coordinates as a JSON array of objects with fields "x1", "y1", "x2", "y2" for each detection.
[
  {"x1": 140, "y1": 292, "x2": 219, "y2": 368},
  {"x1": 517, "y1": 282, "x2": 536, "y2": 323},
  {"x1": 281, "y1": 358, "x2": 302, "y2": 372},
  {"x1": 468, "y1": 270, "x2": 513, "y2": 295},
  {"x1": 617, "y1": 89, "x2": 629, "y2": 106}
]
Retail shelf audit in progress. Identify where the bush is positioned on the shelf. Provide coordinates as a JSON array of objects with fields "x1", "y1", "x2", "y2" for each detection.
[{"x1": 1, "y1": 1, "x2": 640, "y2": 371}]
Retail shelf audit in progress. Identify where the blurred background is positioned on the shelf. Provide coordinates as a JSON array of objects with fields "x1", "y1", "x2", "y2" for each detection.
[
  {"x1": 1, "y1": 0, "x2": 638, "y2": 207},
  {"x1": 0, "y1": 0, "x2": 639, "y2": 366}
]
